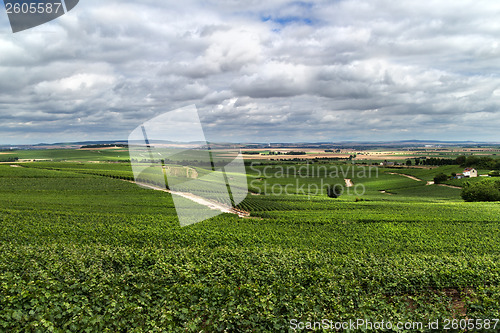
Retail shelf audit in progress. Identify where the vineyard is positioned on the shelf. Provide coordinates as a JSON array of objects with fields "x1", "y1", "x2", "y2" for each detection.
[{"x1": 1, "y1": 153, "x2": 500, "y2": 331}]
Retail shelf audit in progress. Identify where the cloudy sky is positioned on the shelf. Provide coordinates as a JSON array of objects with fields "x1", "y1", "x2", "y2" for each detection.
[{"x1": 1, "y1": 0, "x2": 500, "y2": 144}]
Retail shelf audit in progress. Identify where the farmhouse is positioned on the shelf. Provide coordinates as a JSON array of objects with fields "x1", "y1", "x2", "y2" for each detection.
[{"x1": 463, "y1": 168, "x2": 478, "y2": 178}]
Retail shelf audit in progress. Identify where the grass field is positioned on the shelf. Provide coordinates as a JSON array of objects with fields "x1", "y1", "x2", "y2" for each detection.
[
  {"x1": 1, "y1": 149, "x2": 500, "y2": 332},
  {"x1": 0, "y1": 148, "x2": 130, "y2": 162}
]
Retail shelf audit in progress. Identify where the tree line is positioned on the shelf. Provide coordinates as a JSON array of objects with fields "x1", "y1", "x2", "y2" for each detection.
[{"x1": 414, "y1": 155, "x2": 500, "y2": 169}]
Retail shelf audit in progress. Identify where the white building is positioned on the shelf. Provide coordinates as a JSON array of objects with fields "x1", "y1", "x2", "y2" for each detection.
[{"x1": 463, "y1": 168, "x2": 478, "y2": 178}]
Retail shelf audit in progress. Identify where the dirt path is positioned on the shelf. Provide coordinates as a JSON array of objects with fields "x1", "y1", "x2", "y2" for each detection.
[
  {"x1": 344, "y1": 179, "x2": 354, "y2": 187},
  {"x1": 425, "y1": 180, "x2": 461, "y2": 189},
  {"x1": 387, "y1": 172, "x2": 422, "y2": 181},
  {"x1": 437, "y1": 184, "x2": 462, "y2": 189},
  {"x1": 129, "y1": 181, "x2": 250, "y2": 218}
]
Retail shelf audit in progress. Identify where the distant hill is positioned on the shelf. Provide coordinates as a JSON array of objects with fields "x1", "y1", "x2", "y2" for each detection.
[{"x1": 1, "y1": 140, "x2": 499, "y2": 151}]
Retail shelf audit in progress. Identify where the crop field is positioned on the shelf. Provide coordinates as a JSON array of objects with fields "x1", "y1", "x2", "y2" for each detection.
[
  {"x1": 0, "y1": 148, "x2": 130, "y2": 162},
  {"x1": 1, "y1": 149, "x2": 500, "y2": 332}
]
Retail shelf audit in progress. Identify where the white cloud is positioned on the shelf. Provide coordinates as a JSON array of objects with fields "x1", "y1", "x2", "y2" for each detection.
[{"x1": 34, "y1": 73, "x2": 116, "y2": 95}]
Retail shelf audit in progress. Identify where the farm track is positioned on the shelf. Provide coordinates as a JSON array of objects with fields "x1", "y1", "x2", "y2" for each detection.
[
  {"x1": 387, "y1": 172, "x2": 423, "y2": 181},
  {"x1": 125, "y1": 180, "x2": 251, "y2": 218},
  {"x1": 437, "y1": 184, "x2": 462, "y2": 189}
]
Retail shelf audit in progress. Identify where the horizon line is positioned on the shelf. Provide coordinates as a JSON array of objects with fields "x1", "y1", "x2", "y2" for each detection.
[{"x1": 1, "y1": 139, "x2": 500, "y2": 147}]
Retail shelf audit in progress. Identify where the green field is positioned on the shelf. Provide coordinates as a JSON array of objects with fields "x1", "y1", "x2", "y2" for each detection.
[
  {"x1": 1, "y1": 149, "x2": 500, "y2": 332},
  {"x1": 0, "y1": 148, "x2": 130, "y2": 162}
]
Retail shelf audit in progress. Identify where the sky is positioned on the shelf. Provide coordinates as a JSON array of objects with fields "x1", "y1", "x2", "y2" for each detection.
[{"x1": 1, "y1": 0, "x2": 500, "y2": 144}]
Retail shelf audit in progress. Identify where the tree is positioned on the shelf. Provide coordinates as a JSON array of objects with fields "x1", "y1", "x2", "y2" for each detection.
[
  {"x1": 455, "y1": 155, "x2": 466, "y2": 166},
  {"x1": 461, "y1": 179, "x2": 500, "y2": 202},
  {"x1": 406, "y1": 159, "x2": 412, "y2": 166},
  {"x1": 325, "y1": 184, "x2": 342, "y2": 198},
  {"x1": 433, "y1": 173, "x2": 448, "y2": 184},
  {"x1": 462, "y1": 156, "x2": 496, "y2": 169}
]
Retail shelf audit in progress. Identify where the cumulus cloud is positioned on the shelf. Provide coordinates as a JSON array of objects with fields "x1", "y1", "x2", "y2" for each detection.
[{"x1": 0, "y1": 0, "x2": 499, "y2": 144}]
